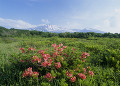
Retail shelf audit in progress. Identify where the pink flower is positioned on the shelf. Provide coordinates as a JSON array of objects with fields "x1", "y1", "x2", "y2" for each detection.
[
  {"x1": 63, "y1": 46, "x2": 67, "y2": 49},
  {"x1": 22, "y1": 67, "x2": 33, "y2": 77},
  {"x1": 83, "y1": 59, "x2": 85, "y2": 62},
  {"x1": 58, "y1": 48, "x2": 63, "y2": 52},
  {"x1": 77, "y1": 67, "x2": 79, "y2": 70},
  {"x1": 87, "y1": 66, "x2": 90, "y2": 69},
  {"x1": 22, "y1": 67, "x2": 39, "y2": 78},
  {"x1": 47, "y1": 62, "x2": 51, "y2": 66},
  {"x1": 80, "y1": 56, "x2": 82, "y2": 59},
  {"x1": 31, "y1": 56, "x2": 41, "y2": 63},
  {"x1": 53, "y1": 51, "x2": 58, "y2": 60},
  {"x1": 41, "y1": 61, "x2": 48, "y2": 67},
  {"x1": 78, "y1": 73, "x2": 86, "y2": 80},
  {"x1": 52, "y1": 43, "x2": 57, "y2": 47},
  {"x1": 41, "y1": 58, "x2": 53, "y2": 67},
  {"x1": 52, "y1": 43, "x2": 64, "y2": 50},
  {"x1": 22, "y1": 70, "x2": 29, "y2": 78},
  {"x1": 29, "y1": 48, "x2": 35, "y2": 51},
  {"x1": 33, "y1": 72, "x2": 39, "y2": 77},
  {"x1": 22, "y1": 50, "x2": 25, "y2": 53},
  {"x1": 20, "y1": 48, "x2": 24, "y2": 50},
  {"x1": 21, "y1": 59, "x2": 25, "y2": 62},
  {"x1": 55, "y1": 62, "x2": 61, "y2": 69},
  {"x1": 44, "y1": 72, "x2": 51, "y2": 78},
  {"x1": 61, "y1": 57, "x2": 63, "y2": 61},
  {"x1": 66, "y1": 71, "x2": 73, "y2": 77},
  {"x1": 38, "y1": 58, "x2": 41, "y2": 63},
  {"x1": 44, "y1": 72, "x2": 55, "y2": 81},
  {"x1": 72, "y1": 48, "x2": 76, "y2": 51},
  {"x1": 27, "y1": 67, "x2": 33, "y2": 76},
  {"x1": 82, "y1": 52, "x2": 90, "y2": 58},
  {"x1": 89, "y1": 71, "x2": 94, "y2": 76},
  {"x1": 42, "y1": 54, "x2": 51, "y2": 61},
  {"x1": 38, "y1": 50, "x2": 44, "y2": 55},
  {"x1": 83, "y1": 68, "x2": 86, "y2": 73},
  {"x1": 47, "y1": 59, "x2": 52, "y2": 66},
  {"x1": 58, "y1": 43, "x2": 63, "y2": 47},
  {"x1": 19, "y1": 48, "x2": 25, "y2": 53},
  {"x1": 70, "y1": 76, "x2": 76, "y2": 82}
]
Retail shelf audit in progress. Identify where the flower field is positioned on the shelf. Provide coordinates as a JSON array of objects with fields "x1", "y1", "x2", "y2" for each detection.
[{"x1": 0, "y1": 36, "x2": 120, "y2": 86}]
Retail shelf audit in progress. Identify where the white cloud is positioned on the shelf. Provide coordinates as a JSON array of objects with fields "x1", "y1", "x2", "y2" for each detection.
[
  {"x1": 95, "y1": 9, "x2": 120, "y2": 33},
  {"x1": 104, "y1": 9, "x2": 120, "y2": 33},
  {"x1": 94, "y1": 25, "x2": 102, "y2": 29},
  {"x1": 64, "y1": 22, "x2": 82, "y2": 29},
  {"x1": 103, "y1": 19, "x2": 110, "y2": 27},
  {"x1": 115, "y1": 9, "x2": 120, "y2": 13},
  {"x1": 0, "y1": 18, "x2": 36, "y2": 29},
  {"x1": 41, "y1": 19, "x2": 50, "y2": 24}
]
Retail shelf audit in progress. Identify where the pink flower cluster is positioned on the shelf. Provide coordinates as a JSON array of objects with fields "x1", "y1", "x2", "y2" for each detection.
[
  {"x1": 31, "y1": 56, "x2": 41, "y2": 63},
  {"x1": 41, "y1": 59, "x2": 53, "y2": 67},
  {"x1": 66, "y1": 67, "x2": 94, "y2": 82},
  {"x1": 89, "y1": 71, "x2": 94, "y2": 76},
  {"x1": 52, "y1": 43, "x2": 67, "y2": 51},
  {"x1": 20, "y1": 43, "x2": 94, "y2": 83},
  {"x1": 52, "y1": 51, "x2": 58, "y2": 60},
  {"x1": 82, "y1": 52, "x2": 90, "y2": 58},
  {"x1": 44, "y1": 72, "x2": 55, "y2": 81},
  {"x1": 29, "y1": 48, "x2": 35, "y2": 51},
  {"x1": 38, "y1": 50, "x2": 44, "y2": 55},
  {"x1": 20, "y1": 47, "x2": 35, "y2": 53},
  {"x1": 20, "y1": 48, "x2": 25, "y2": 53},
  {"x1": 66, "y1": 71, "x2": 73, "y2": 77},
  {"x1": 55, "y1": 62, "x2": 61, "y2": 69},
  {"x1": 80, "y1": 52, "x2": 90, "y2": 62},
  {"x1": 22, "y1": 67, "x2": 39, "y2": 78},
  {"x1": 38, "y1": 51, "x2": 53, "y2": 67},
  {"x1": 83, "y1": 68, "x2": 86, "y2": 73},
  {"x1": 70, "y1": 76, "x2": 76, "y2": 82},
  {"x1": 52, "y1": 43, "x2": 63, "y2": 49},
  {"x1": 52, "y1": 43, "x2": 67, "y2": 61},
  {"x1": 78, "y1": 73, "x2": 86, "y2": 80},
  {"x1": 66, "y1": 70, "x2": 76, "y2": 82},
  {"x1": 37, "y1": 44, "x2": 65, "y2": 69}
]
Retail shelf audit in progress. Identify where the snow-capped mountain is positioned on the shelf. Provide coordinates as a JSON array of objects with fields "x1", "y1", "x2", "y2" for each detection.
[
  {"x1": 28, "y1": 24, "x2": 105, "y2": 33},
  {"x1": 29, "y1": 24, "x2": 74, "y2": 33}
]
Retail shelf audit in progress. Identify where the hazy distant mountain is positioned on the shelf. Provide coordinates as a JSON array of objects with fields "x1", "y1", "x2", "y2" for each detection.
[
  {"x1": 72, "y1": 28, "x2": 105, "y2": 33},
  {"x1": 28, "y1": 24, "x2": 105, "y2": 33}
]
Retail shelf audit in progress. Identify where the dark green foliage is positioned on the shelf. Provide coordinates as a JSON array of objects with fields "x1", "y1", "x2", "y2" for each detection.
[{"x1": 1, "y1": 26, "x2": 120, "y2": 38}]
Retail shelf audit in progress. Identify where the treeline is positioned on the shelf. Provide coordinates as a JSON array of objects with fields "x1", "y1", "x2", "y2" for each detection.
[{"x1": 0, "y1": 26, "x2": 120, "y2": 38}]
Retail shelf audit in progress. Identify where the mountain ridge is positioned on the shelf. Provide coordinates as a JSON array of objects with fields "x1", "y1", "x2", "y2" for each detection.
[{"x1": 27, "y1": 24, "x2": 105, "y2": 33}]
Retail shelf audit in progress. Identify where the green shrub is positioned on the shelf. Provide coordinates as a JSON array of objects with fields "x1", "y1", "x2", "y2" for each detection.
[{"x1": 11, "y1": 43, "x2": 94, "y2": 85}]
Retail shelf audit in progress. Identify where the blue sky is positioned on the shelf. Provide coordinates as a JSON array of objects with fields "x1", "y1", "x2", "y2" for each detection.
[{"x1": 0, "y1": 0, "x2": 120, "y2": 33}]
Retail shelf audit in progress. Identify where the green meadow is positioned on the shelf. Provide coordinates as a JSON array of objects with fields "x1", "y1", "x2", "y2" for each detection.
[{"x1": 0, "y1": 36, "x2": 120, "y2": 86}]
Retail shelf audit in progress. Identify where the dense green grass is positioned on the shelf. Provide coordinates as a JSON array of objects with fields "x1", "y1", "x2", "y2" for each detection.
[{"x1": 0, "y1": 36, "x2": 120, "y2": 86}]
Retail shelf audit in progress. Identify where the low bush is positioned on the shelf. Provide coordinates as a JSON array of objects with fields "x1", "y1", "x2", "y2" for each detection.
[{"x1": 11, "y1": 43, "x2": 94, "y2": 85}]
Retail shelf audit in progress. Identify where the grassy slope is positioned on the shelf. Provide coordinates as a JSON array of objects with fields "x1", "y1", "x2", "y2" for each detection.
[{"x1": 0, "y1": 37, "x2": 120, "y2": 85}]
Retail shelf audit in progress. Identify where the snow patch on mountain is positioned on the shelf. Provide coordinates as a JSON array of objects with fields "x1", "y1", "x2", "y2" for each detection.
[{"x1": 28, "y1": 24, "x2": 105, "y2": 33}]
